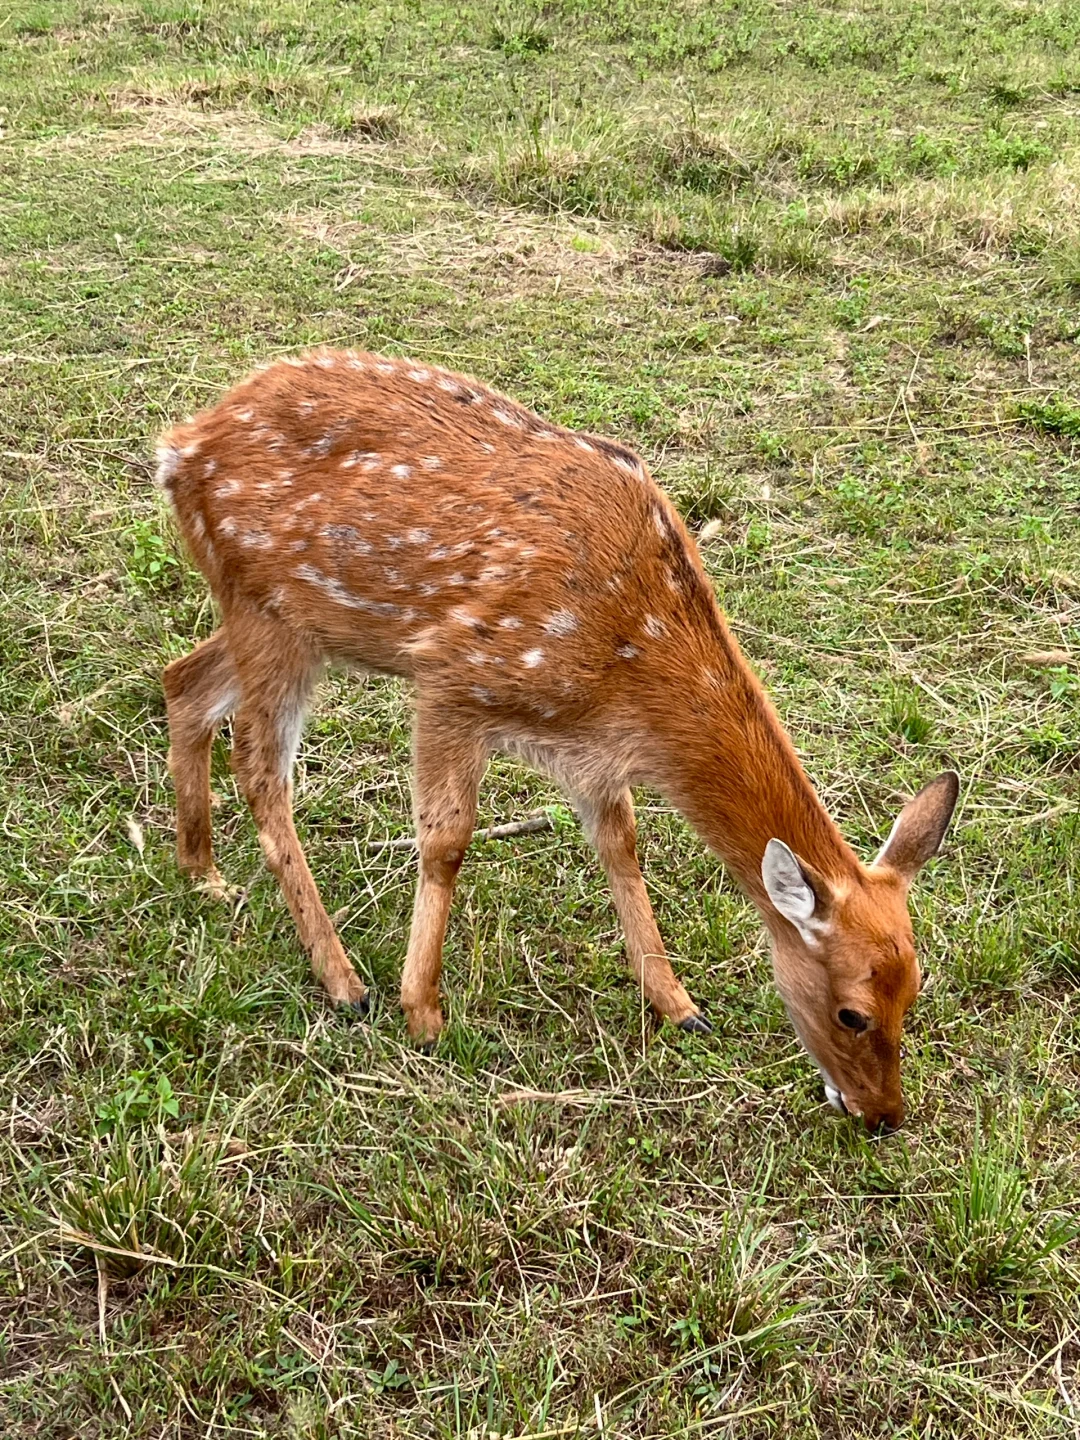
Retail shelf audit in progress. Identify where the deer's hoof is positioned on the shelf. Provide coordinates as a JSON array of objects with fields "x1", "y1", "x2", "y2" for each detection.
[
  {"x1": 345, "y1": 992, "x2": 372, "y2": 1018},
  {"x1": 678, "y1": 1012, "x2": 712, "y2": 1036}
]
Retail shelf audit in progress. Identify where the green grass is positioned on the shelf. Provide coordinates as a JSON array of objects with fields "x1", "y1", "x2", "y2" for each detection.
[{"x1": 2, "y1": 0, "x2": 1080, "y2": 1434}]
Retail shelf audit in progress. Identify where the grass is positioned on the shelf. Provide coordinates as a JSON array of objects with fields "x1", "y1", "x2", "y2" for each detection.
[{"x1": 2, "y1": 0, "x2": 1080, "y2": 1434}]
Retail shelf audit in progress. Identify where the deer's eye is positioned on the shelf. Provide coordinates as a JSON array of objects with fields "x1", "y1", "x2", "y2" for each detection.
[{"x1": 838, "y1": 1008, "x2": 869, "y2": 1033}]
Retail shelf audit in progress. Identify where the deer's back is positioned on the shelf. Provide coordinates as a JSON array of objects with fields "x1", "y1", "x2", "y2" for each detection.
[{"x1": 157, "y1": 350, "x2": 725, "y2": 720}]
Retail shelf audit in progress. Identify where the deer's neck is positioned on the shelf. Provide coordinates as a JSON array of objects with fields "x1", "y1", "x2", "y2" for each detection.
[{"x1": 645, "y1": 634, "x2": 858, "y2": 911}]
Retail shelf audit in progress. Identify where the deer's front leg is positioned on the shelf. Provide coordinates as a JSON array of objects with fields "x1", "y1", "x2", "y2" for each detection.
[
  {"x1": 400, "y1": 706, "x2": 489, "y2": 1047},
  {"x1": 577, "y1": 787, "x2": 711, "y2": 1034}
]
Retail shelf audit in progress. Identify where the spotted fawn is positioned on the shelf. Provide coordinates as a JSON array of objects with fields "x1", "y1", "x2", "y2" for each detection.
[{"x1": 158, "y1": 349, "x2": 958, "y2": 1130}]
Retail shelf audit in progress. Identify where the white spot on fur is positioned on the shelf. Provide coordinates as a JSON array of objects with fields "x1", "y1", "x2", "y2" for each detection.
[
  {"x1": 421, "y1": 456, "x2": 442, "y2": 471},
  {"x1": 450, "y1": 607, "x2": 482, "y2": 628},
  {"x1": 376, "y1": 361, "x2": 395, "y2": 376},
  {"x1": 471, "y1": 686, "x2": 495, "y2": 705},
  {"x1": 407, "y1": 368, "x2": 430, "y2": 383},
  {"x1": 289, "y1": 539, "x2": 308, "y2": 551},
  {"x1": 219, "y1": 516, "x2": 237, "y2": 537},
  {"x1": 480, "y1": 441, "x2": 496, "y2": 454},
  {"x1": 241, "y1": 528, "x2": 273, "y2": 549},
  {"x1": 616, "y1": 643, "x2": 639, "y2": 660},
  {"x1": 190, "y1": 513, "x2": 205, "y2": 540},
  {"x1": 314, "y1": 354, "x2": 335, "y2": 369},
  {"x1": 154, "y1": 443, "x2": 181, "y2": 489},
  {"x1": 467, "y1": 651, "x2": 487, "y2": 666},
  {"x1": 574, "y1": 437, "x2": 594, "y2": 453},
  {"x1": 203, "y1": 458, "x2": 218, "y2": 478},
  {"x1": 293, "y1": 564, "x2": 402, "y2": 618},
  {"x1": 653, "y1": 507, "x2": 671, "y2": 538},
  {"x1": 448, "y1": 572, "x2": 467, "y2": 586},
  {"x1": 406, "y1": 528, "x2": 431, "y2": 544},
  {"x1": 478, "y1": 565, "x2": 507, "y2": 582},
  {"x1": 499, "y1": 616, "x2": 523, "y2": 629},
  {"x1": 418, "y1": 582, "x2": 440, "y2": 597},
  {"x1": 236, "y1": 408, "x2": 254, "y2": 423},
  {"x1": 544, "y1": 609, "x2": 578, "y2": 637},
  {"x1": 214, "y1": 479, "x2": 242, "y2": 498},
  {"x1": 391, "y1": 463, "x2": 412, "y2": 479},
  {"x1": 437, "y1": 377, "x2": 462, "y2": 395},
  {"x1": 643, "y1": 614, "x2": 666, "y2": 639},
  {"x1": 521, "y1": 648, "x2": 545, "y2": 668},
  {"x1": 492, "y1": 409, "x2": 520, "y2": 428}
]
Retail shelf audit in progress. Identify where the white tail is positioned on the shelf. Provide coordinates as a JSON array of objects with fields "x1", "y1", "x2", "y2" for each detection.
[{"x1": 159, "y1": 349, "x2": 958, "y2": 1129}]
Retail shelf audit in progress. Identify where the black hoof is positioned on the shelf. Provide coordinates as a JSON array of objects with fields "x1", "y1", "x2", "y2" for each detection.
[
  {"x1": 416, "y1": 1038, "x2": 437, "y2": 1056},
  {"x1": 345, "y1": 992, "x2": 372, "y2": 1018},
  {"x1": 678, "y1": 1012, "x2": 713, "y2": 1036}
]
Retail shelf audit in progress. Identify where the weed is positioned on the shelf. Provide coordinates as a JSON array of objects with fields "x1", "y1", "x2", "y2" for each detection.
[
  {"x1": 886, "y1": 687, "x2": 933, "y2": 746},
  {"x1": 932, "y1": 1110, "x2": 1076, "y2": 1291}
]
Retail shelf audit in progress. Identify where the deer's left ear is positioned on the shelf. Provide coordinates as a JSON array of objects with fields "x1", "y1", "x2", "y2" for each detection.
[
  {"x1": 762, "y1": 840, "x2": 834, "y2": 943},
  {"x1": 874, "y1": 771, "x2": 960, "y2": 881}
]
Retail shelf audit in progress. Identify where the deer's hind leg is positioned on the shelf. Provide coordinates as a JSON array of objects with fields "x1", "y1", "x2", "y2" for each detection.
[
  {"x1": 224, "y1": 615, "x2": 368, "y2": 1011},
  {"x1": 164, "y1": 629, "x2": 239, "y2": 895}
]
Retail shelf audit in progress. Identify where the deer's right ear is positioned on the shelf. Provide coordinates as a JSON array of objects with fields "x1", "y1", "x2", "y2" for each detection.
[
  {"x1": 874, "y1": 771, "x2": 960, "y2": 881},
  {"x1": 762, "y1": 840, "x2": 830, "y2": 941}
]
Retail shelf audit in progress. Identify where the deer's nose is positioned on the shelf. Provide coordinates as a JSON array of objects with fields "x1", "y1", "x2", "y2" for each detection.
[{"x1": 864, "y1": 1105, "x2": 905, "y2": 1136}]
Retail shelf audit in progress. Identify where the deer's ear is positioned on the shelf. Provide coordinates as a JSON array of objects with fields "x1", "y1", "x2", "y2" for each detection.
[
  {"x1": 762, "y1": 840, "x2": 832, "y2": 940},
  {"x1": 875, "y1": 771, "x2": 960, "y2": 881}
]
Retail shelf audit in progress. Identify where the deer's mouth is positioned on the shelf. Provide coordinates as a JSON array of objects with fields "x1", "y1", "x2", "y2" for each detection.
[{"x1": 823, "y1": 1079, "x2": 847, "y2": 1115}]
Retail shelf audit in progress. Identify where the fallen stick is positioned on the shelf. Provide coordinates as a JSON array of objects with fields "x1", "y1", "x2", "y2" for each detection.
[{"x1": 365, "y1": 812, "x2": 553, "y2": 853}]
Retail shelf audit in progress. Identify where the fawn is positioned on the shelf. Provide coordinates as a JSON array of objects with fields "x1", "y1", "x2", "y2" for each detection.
[{"x1": 158, "y1": 349, "x2": 958, "y2": 1131}]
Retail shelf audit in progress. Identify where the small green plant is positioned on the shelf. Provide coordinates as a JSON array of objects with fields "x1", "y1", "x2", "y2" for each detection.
[
  {"x1": 832, "y1": 474, "x2": 905, "y2": 539},
  {"x1": 1048, "y1": 665, "x2": 1080, "y2": 701},
  {"x1": 1017, "y1": 396, "x2": 1080, "y2": 439},
  {"x1": 95, "y1": 1071, "x2": 181, "y2": 1134},
  {"x1": 127, "y1": 519, "x2": 179, "y2": 588},
  {"x1": 932, "y1": 1110, "x2": 1076, "y2": 1291},
  {"x1": 885, "y1": 687, "x2": 932, "y2": 745},
  {"x1": 983, "y1": 131, "x2": 1047, "y2": 172}
]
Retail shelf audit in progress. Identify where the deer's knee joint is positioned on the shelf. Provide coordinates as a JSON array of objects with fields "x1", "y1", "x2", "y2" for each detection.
[{"x1": 419, "y1": 836, "x2": 467, "y2": 884}]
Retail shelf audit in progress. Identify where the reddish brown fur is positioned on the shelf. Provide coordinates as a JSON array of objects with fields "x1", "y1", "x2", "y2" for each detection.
[{"x1": 158, "y1": 349, "x2": 958, "y2": 1129}]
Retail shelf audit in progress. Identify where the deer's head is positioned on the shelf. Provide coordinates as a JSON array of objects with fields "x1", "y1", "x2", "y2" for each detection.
[{"x1": 761, "y1": 772, "x2": 959, "y2": 1132}]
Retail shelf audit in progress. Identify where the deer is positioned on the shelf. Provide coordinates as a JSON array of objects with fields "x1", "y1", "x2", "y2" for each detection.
[{"x1": 157, "y1": 348, "x2": 959, "y2": 1132}]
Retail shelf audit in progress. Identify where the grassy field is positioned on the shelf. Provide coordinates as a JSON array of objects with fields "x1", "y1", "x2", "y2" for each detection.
[{"x1": 3, "y1": 0, "x2": 1080, "y2": 1434}]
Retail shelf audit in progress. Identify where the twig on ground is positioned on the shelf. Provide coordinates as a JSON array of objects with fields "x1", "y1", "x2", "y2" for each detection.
[{"x1": 365, "y1": 811, "x2": 553, "y2": 852}]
